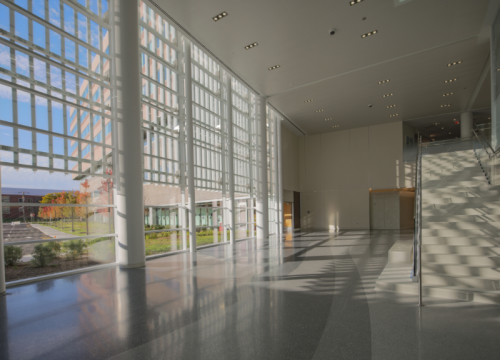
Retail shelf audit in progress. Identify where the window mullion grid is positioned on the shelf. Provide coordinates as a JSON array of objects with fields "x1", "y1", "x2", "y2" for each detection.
[
  {"x1": 0, "y1": 37, "x2": 110, "y2": 90},
  {"x1": 27, "y1": 5, "x2": 37, "y2": 168},
  {"x1": 9, "y1": 8, "x2": 19, "y2": 168},
  {"x1": 138, "y1": 17, "x2": 179, "y2": 53},
  {"x1": 3, "y1": 0, "x2": 111, "y2": 61},
  {"x1": 62, "y1": 0, "x2": 110, "y2": 30}
]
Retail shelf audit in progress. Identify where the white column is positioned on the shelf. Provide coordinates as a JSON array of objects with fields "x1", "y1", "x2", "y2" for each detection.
[
  {"x1": 248, "y1": 103, "x2": 255, "y2": 238},
  {"x1": 184, "y1": 40, "x2": 197, "y2": 252},
  {"x1": 149, "y1": 207, "x2": 156, "y2": 226},
  {"x1": 273, "y1": 115, "x2": 279, "y2": 236},
  {"x1": 212, "y1": 201, "x2": 218, "y2": 243},
  {"x1": 113, "y1": 0, "x2": 145, "y2": 268},
  {"x1": 0, "y1": 180, "x2": 5, "y2": 294},
  {"x1": 461, "y1": 112, "x2": 473, "y2": 138},
  {"x1": 277, "y1": 119, "x2": 283, "y2": 239},
  {"x1": 257, "y1": 96, "x2": 269, "y2": 239},
  {"x1": 226, "y1": 75, "x2": 235, "y2": 245}
]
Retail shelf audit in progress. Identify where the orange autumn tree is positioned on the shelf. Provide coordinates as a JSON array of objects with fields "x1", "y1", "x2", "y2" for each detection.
[
  {"x1": 96, "y1": 169, "x2": 113, "y2": 233},
  {"x1": 76, "y1": 180, "x2": 92, "y2": 235}
]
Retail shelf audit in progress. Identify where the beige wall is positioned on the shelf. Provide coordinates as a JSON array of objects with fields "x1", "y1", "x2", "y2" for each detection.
[
  {"x1": 298, "y1": 121, "x2": 412, "y2": 230},
  {"x1": 281, "y1": 123, "x2": 301, "y2": 192}
]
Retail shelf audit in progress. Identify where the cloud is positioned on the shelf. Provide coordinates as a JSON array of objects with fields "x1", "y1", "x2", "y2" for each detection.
[
  {"x1": 49, "y1": 8, "x2": 61, "y2": 28},
  {"x1": 1, "y1": 166, "x2": 79, "y2": 191},
  {"x1": 0, "y1": 45, "x2": 11, "y2": 70}
]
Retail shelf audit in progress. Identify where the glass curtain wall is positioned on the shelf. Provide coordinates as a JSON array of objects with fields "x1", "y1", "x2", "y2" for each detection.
[
  {"x1": 1, "y1": 0, "x2": 282, "y2": 279},
  {"x1": 267, "y1": 108, "x2": 281, "y2": 236},
  {"x1": 138, "y1": 1, "x2": 186, "y2": 255},
  {"x1": 138, "y1": 0, "x2": 261, "y2": 254},
  {"x1": 230, "y1": 78, "x2": 256, "y2": 240},
  {"x1": 0, "y1": 0, "x2": 117, "y2": 282}
]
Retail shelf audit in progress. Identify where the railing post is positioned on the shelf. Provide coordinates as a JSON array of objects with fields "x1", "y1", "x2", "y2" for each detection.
[{"x1": 418, "y1": 135, "x2": 423, "y2": 307}]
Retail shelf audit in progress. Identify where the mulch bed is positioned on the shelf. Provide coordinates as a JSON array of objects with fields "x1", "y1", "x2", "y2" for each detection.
[{"x1": 5, "y1": 255, "x2": 102, "y2": 282}]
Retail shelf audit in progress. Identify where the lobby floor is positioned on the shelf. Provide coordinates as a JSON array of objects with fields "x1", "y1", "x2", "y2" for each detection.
[{"x1": 1, "y1": 230, "x2": 500, "y2": 360}]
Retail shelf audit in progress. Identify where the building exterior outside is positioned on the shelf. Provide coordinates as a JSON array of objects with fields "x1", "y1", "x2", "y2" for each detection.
[{"x1": 1, "y1": 188, "x2": 66, "y2": 222}]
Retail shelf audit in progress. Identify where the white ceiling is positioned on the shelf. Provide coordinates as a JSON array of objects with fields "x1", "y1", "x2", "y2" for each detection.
[{"x1": 154, "y1": 0, "x2": 498, "y2": 135}]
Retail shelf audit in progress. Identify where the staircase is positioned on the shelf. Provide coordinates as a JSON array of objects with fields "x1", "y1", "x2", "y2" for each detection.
[{"x1": 420, "y1": 149, "x2": 500, "y2": 304}]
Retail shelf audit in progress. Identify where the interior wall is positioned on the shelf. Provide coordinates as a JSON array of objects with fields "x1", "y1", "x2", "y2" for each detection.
[
  {"x1": 298, "y1": 121, "x2": 410, "y2": 230},
  {"x1": 281, "y1": 123, "x2": 301, "y2": 192}
]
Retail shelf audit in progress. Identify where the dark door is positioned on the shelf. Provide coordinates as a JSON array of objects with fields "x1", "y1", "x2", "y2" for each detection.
[{"x1": 293, "y1": 191, "x2": 301, "y2": 229}]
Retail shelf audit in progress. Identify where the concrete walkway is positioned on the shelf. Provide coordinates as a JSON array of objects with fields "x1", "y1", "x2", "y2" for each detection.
[{"x1": 30, "y1": 224, "x2": 79, "y2": 239}]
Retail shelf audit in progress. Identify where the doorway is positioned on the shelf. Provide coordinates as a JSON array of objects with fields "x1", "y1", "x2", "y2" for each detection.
[
  {"x1": 284, "y1": 202, "x2": 293, "y2": 231},
  {"x1": 293, "y1": 191, "x2": 301, "y2": 230}
]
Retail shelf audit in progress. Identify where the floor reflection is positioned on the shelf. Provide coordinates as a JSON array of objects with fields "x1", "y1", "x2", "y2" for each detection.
[{"x1": 1, "y1": 230, "x2": 500, "y2": 359}]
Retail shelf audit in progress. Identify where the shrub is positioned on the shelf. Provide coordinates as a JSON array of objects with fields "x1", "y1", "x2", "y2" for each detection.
[
  {"x1": 62, "y1": 239, "x2": 88, "y2": 260},
  {"x1": 4, "y1": 245, "x2": 23, "y2": 266},
  {"x1": 31, "y1": 243, "x2": 56, "y2": 267},
  {"x1": 45, "y1": 242, "x2": 61, "y2": 257}
]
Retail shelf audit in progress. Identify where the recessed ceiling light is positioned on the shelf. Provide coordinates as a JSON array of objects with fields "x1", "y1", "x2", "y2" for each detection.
[
  {"x1": 444, "y1": 78, "x2": 457, "y2": 83},
  {"x1": 449, "y1": 132, "x2": 452, "y2": 134},
  {"x1": 378, "y1": 79, "x2": 390, "y2": 84},
  {"x1": 443, "y1": 93, "x2": 454, "y2": 97},
  {"x1": 325, "y1": 118, "x2": 333, "y2": 121},
  {"x1": 382, "y1": 93, "x2": 394, "y2": 98},
  {"x1": 332, "y1": 125, "x2": 340, "y2": 128},
  {"x1": 440, "y1": 104, "x2": 451, "y2": 107},
  {"x1": 387, "y1": 105, "x2": 396, "y2": 108},
  {"x1": 350, "y1": 0, "x2": 363, "y2": 5},
  {"x1": 315, "y1": 109, "x2": 324, "y2": 113},
  {"x1": 389, "y1": 114, "x2": 399, "y2": 117},
  {"x1": 362, "y1": 30, "x2": 378, "y2": 38},
  {"x1": 441, "y1": 127, "x2": 444, "y2": 129},
  {"x1": 304, "y1": 99, "x2": 314, "y2": 103},
  {"x1": 213, "y1": 11, "x2": 228, "y2": 21},
  {"x1": 245, "y1": 42, "x2": 258, "y2": 50},
  {"x1": 447, "y1": 61, "x2": 462, "y2": 67},
  {"x1": 268, "y1": 65, "x2": 280, "y2": 70}
]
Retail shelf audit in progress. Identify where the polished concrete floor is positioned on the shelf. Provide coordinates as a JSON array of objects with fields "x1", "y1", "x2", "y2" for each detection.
[{"x1": 1, "y1": 230, "x2": 500, "y2": 360}]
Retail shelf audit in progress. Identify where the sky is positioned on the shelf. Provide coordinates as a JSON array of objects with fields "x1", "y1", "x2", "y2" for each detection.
[{"x1": 0, "y1": 0, "x2": 108, "y2": 191}]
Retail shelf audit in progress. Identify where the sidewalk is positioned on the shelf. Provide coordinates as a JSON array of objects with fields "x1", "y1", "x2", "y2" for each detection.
[{"x1": 30, "y1": 224, "x2": 79, "y2": 239}]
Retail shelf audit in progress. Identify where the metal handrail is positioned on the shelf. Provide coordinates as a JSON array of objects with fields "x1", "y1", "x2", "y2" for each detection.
[
  {"x1": 472, "y1": 123, "x2": 500, "y2": 159},
  {"x1": 412, "y1": 135, "x2": 423, "y2": 306}
]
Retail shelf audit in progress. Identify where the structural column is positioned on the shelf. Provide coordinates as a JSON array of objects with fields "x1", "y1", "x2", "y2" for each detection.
[
  {"x1": 257, "y1": 96, "x2": 269, "y2": 239},
  {"x1": 113, "y1": 0, "x2": 145, "y2": 268},
  {"x1": 273, "y1": 115, "x2": 280, "y2": 237},
  {"x1": 226, "y1": 75, "x2": 235, "y2": 244},
  {"x1": 461, "y1": 112, "x2": 473, "y2": 138},
  {"x1": 149, "y1": 207, "x2": 157, "y2": 226},
  {"x1": 184, "y1": 40, "x2": 197, "y2": 252},
  {"x1": 276, "y1": 117, "x2": 283, "y2": 239}
]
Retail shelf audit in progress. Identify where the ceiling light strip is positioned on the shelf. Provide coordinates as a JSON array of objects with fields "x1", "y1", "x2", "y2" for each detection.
[
  {"x1": 244, "y1": 42, "x2": 258, "y2": 50},
  {"x1": 213, "y1": 11, "x2": 228, "y2": 21},
  {"x1": 447, "y1": 61, "x2": 462, "y2": 67},
  {"x1": 361, "y1": 30, "x2": 378, "y2": 38}
]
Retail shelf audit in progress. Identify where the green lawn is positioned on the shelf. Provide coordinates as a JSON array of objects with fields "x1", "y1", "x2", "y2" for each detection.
[
  {"x1": 35, "y1": 221, "x2": 247, "y2": 256},
  {"x1": 35, "y1": 220, "x2": 112, "y2": 236}
]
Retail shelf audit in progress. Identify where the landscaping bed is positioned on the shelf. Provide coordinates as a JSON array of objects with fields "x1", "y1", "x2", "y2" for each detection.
[{"x1": 5, "y1": 254, "x2": 102, "y2": 282}]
